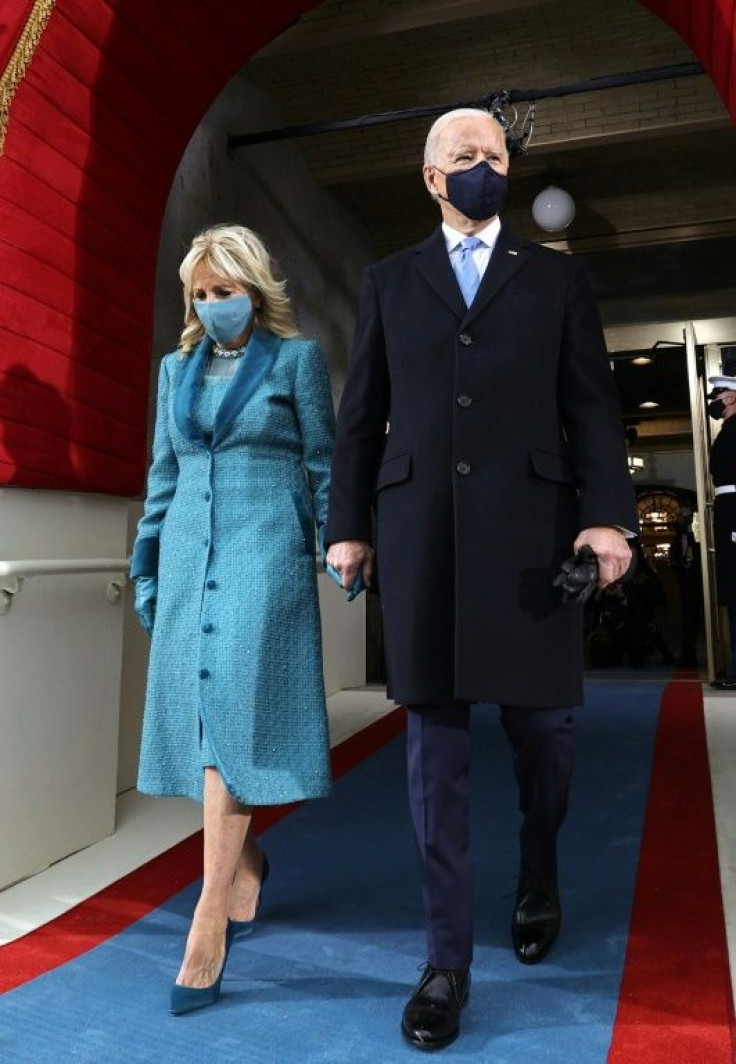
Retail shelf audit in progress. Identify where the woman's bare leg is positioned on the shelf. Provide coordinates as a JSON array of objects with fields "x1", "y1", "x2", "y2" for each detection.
[
  {"x1": 229, "y1": 834, "x2": 267, "y2": 921},
  {"x1": 176, "y1": 767, "x2": 251, "y2": 987}
]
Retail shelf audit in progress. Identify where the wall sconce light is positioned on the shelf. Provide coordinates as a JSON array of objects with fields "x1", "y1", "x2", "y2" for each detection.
[
  {"x1": 639, "y1": 400, "x2": 659, "y2": 409},
  {"x1": 532, "y1": 185, "x2": 576, "y2": 232}
]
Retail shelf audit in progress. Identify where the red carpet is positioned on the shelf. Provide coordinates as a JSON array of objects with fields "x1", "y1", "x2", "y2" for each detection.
[
  {"x1": 3, "y1": 677, "x2": 735, "y2": 1062},
  {"x1": 0, "y1": 707, "x2": 406, "y2": 994},
  {"x1": 608, "y1": 676, "x2": 735, "y2": 1062}
]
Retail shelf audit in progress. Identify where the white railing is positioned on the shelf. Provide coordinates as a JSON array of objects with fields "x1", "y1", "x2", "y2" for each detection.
[{"x1": 0, "y1": 558, "x2": 130, "y2": 615}]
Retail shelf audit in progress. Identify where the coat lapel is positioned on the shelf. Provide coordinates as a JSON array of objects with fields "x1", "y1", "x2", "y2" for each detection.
[
  {"x1": 413, "y1": 227, "x2": 467, "y2": 321},
  {"x1": 173, "y1": 329, "x2": 281, "y2": 447},
  {"x1": 173, "y1": 335, "x2": 210, "y2": 444},
  {"x1": 213, "y1": 328, "x2": 281, "y2": 445},
  {"x1": 462, "y1": 225, "x2": 529, "y2": 327}
]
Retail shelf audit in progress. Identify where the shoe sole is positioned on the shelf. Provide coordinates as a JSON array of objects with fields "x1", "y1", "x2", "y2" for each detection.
[
  {"x1": 400, "y1": 1024, "x2": 460, "y2": 1051},
  {"x1": 400, "y1": 993, "x2": 469, "y2": 1051},
  {"x1": 512, "y1": 922, "x2": 561, "y2": 965}
]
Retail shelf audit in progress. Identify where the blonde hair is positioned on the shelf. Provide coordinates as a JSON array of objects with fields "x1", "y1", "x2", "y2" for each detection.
[
  {"x1": 424, "y1": 108, "x2": 509, "y2": 167},
  {"x1": 178, "y1": 224, "x2": 300, "y2": 353}
]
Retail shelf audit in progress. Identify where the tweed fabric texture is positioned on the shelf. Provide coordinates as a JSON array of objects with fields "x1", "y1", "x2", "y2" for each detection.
[{"x1": 134, "y1": 335, "x2": 335, "y2": 806}]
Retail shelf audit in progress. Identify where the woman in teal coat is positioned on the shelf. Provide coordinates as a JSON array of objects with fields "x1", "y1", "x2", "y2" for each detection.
[{"x1": 130, "y1": 224, "x2": 335, "y2": 1013}]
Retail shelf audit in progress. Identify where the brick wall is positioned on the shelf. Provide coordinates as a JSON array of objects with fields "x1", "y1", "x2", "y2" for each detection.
[{"x1": 245, "y1": 0, "x2": 728, "y2": 186}]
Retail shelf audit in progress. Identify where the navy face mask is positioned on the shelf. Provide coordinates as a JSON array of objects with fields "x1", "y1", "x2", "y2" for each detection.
[
  {"x1": 708, "y1": 395, "x2": 727, "y2": 420},
  {"x1": 438, "y1": 160, "x2": 508, "y2": 222}
]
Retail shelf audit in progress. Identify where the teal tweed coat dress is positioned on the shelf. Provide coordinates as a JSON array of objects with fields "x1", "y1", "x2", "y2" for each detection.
[{"x1": 131, "y1": 328, "x2": 335, "y2": 806}]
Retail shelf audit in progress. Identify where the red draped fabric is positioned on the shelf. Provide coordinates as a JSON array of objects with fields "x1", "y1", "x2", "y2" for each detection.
[
  {"x1": 0, "y1": 0, "x2": 320, "y2": 494},
  {"x1": 0, "y1": 0, "x2": 734, "y2": 494},
  {"x1": 0, "y1": 2, "x2": 37, "y2": 72},
  {"x1": 640, "y1": 0, "x2": 736, "y2": 118}
]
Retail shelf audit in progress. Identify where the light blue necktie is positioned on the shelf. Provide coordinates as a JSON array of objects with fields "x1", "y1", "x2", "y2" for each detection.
[{"x1": 453, "y1": 236, "x2": 485, "y2": 306}]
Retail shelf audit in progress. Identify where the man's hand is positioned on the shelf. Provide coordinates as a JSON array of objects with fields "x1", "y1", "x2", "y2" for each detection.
[
  {"x1": 574, "y1": 527, "x2": 632, "y2": 589},
  {"x1": 326, "y1": 540, "x2": 374, "y2": 591}
]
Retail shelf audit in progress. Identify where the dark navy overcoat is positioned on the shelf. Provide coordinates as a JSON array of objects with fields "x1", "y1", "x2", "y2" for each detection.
[{"x1": 326, "y1": 225, "x2": 636, "y2": 707}]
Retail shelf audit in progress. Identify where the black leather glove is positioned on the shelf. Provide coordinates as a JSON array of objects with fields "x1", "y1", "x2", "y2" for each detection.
[{"x1": 553, "y1": 544, "x2": 599, "y2": 605}]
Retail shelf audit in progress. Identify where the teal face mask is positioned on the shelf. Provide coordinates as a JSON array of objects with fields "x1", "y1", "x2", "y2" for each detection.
[{"x1": 194, "y1": 293, "x2": 253, "y2": 345}]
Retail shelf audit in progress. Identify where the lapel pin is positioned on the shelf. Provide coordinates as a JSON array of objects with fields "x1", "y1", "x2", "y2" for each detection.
[{"x1": 508, "y1": 250, "x2": 518, "y2": 256}]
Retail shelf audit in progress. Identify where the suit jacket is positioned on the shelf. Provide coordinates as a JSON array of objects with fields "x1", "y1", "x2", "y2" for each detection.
[
  {"x1": 709, "y1": 415, "x2": 736, "y2": 605},
  {"x1": 325, "y1": 224, "x2": 636, "y2": 707}
]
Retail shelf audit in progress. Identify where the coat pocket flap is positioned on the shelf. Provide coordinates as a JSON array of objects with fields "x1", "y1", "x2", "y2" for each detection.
[
  {"x1": 376, "y1": 453, "x2": 412, "y2": 492},
  {"x1": 530, "y1": 448, "x2": 576, "y2": 485}
]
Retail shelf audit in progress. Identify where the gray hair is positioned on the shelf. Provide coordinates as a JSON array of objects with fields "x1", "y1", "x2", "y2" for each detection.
[{"x1": 423, "y1": 108, "x2": 508, "y2": 166}]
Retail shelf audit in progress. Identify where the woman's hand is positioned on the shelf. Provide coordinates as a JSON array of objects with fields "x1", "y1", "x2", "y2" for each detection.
[
  {"x1": 325, "y1": 540, "x2": 374, "y2": 591},
  {"x1": 134, "y1": 576, "x2": 157, "y2": 635}
]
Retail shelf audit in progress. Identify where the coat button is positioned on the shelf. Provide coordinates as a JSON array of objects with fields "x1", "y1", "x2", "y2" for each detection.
[
  {"x1": 199, "y1": 668, "x2": 210, "y2": 680},
  {"x1": 202, "y1": 622, "x2": 213, "y2": 634},
  {"x1": 206, "y1": 579, "x2": 217, "y2": 590},
  {"x1": 458, "y1": 333, "x2": 472, "y2": 346},
  {"x1": 456, "y1": 394, "x2": 472, "y2": 408},
  {"x1": 202, "y1": 538, "x2": 210, "y2": 547},
  {"x1": 456, "y1": 462, "x2": 471, "y2": 476},
  {"x1": 204, "y1": 492, "x2": 211, "y2": 501}
]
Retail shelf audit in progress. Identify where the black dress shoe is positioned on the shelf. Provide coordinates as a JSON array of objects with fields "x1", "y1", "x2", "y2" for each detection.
[
  {"x1": 512, "y1": 870, "x2": 561, "y2": 964},
  {"x1": 401, "y1": 964, "x2": 470, "y2": 1051}
]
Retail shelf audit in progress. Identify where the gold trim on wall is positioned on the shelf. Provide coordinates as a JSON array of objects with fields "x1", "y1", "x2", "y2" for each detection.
[{"x1": 0, "y1": 0, "x2": 56, "y2": 155}]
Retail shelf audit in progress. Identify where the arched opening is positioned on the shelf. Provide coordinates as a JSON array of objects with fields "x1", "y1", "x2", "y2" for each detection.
[
  {"x1": 0, "y1": 0, "x2": 734, "y2": 909},
  {"x1": 2, "y1": 10, "x2": 736, "y2": 1052},
  {"x1": 0, "y1": 0, "x2": 734, "y2": 494}
]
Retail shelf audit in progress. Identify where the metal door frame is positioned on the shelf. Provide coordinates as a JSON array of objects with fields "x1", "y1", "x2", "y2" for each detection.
[{"x1": 685, "y1": 323, "x2": 718, "y2": 678}]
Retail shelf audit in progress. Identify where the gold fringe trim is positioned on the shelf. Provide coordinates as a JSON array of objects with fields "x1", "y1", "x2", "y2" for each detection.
[{"x1": 0, "y1": 0, "x2": 56, "y2": 155}]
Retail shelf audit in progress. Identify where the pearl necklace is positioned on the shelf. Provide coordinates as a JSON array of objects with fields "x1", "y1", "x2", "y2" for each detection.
[{"x1": 212, "y1": 342, "x2": 247, "y2": 359}]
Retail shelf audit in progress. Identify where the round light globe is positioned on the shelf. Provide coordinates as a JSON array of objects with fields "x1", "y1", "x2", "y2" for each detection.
[{"x1": 532, "y1": 185, "x2": 576, "y2": 232}]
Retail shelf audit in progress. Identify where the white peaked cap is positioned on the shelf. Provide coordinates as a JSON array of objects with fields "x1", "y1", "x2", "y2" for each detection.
[{"x1": 708, "y1": 375, "x2": 736, "y2": 392}]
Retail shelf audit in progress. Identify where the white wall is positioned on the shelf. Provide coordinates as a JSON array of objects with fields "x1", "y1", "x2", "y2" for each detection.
[
  {"x1": 116, "y1": 501, "x2": 148, "y2": 795},
  {"x1": 0, "y1": 489, "x2": 128, "y2": 889}
]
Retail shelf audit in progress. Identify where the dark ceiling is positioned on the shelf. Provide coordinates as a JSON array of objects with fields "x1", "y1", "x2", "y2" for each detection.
[{"x1": 612, "y1": 346, "x2": 691, "y2": 424}]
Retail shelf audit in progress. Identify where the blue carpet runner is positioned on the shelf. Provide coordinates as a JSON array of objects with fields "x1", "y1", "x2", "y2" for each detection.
[{"x1": 0, "y1": 679, "x2": 666, "y2": 1063}]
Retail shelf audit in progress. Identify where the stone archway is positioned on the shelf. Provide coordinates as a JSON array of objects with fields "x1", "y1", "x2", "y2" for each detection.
[{"x1": 0, "y1": 0, "x2": 733, "y2": 494}]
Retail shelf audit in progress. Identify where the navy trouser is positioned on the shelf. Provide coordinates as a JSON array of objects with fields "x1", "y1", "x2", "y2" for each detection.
[{"x1": 406, "y1": 702, "x2": 576, "y2": 970}]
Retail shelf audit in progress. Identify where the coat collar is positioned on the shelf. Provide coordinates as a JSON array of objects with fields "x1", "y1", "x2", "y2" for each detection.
[
  {"x1": 463, "y1": 224, "x2": 528, "y2": 327},
  {"x1": 413, "y1": 222, "x2": 529, "y2": 324},
  {"x1": 173, "y1": 328, "x2": 282, "y2": 446},
  {"x1": 413, "y1": 226, "x2": 467, "y2": 321}
]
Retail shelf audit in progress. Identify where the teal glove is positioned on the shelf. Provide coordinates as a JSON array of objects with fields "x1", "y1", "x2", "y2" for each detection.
[
  {"x1": 134, "y1": 576, "x2": 157, "y2": 635},
  {"x1": 319, "y1": 526, "x2": 366, "y2": 602}
]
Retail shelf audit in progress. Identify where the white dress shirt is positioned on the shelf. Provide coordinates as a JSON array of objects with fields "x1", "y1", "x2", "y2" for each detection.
[{"x1": 442, "y1": 216, "x2": 502, "y2": 281}]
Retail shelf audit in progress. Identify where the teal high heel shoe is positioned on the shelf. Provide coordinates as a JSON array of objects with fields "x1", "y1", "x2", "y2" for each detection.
[
  {"x1": 169, "y1": 919, "x2": 235, "y2": 1016},
  {"x1": 229, "y1": 854, "x2": 270, "y2": 937}
]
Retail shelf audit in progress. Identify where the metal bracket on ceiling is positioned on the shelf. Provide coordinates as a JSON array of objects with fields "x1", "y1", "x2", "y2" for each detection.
[
  {"x1": 227, "y1": 62, "x2": 703, "y2": 154},
  {"x1": 483, "y1": 90, "x2": 536, "y2": 156}
]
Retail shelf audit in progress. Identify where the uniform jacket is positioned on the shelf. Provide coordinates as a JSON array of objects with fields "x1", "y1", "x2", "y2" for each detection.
[
  {"x1": 325, "y1": 224, "x2": 636, "y2": 707},
  {"x1": 131, "y1": 329, "x2": 335, "y2": 805},
  {"x1": 709, "y1": 415, "x2": 736, "y2": 605}
]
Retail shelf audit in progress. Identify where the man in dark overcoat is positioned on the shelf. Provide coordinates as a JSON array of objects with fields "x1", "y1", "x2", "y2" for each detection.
[
  {"x1": 708, "y1": 375, "x2": 736, "y2": 684},
  {"x1": 325, "y1": 108, "x2": 635, "y2": 1050}
]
